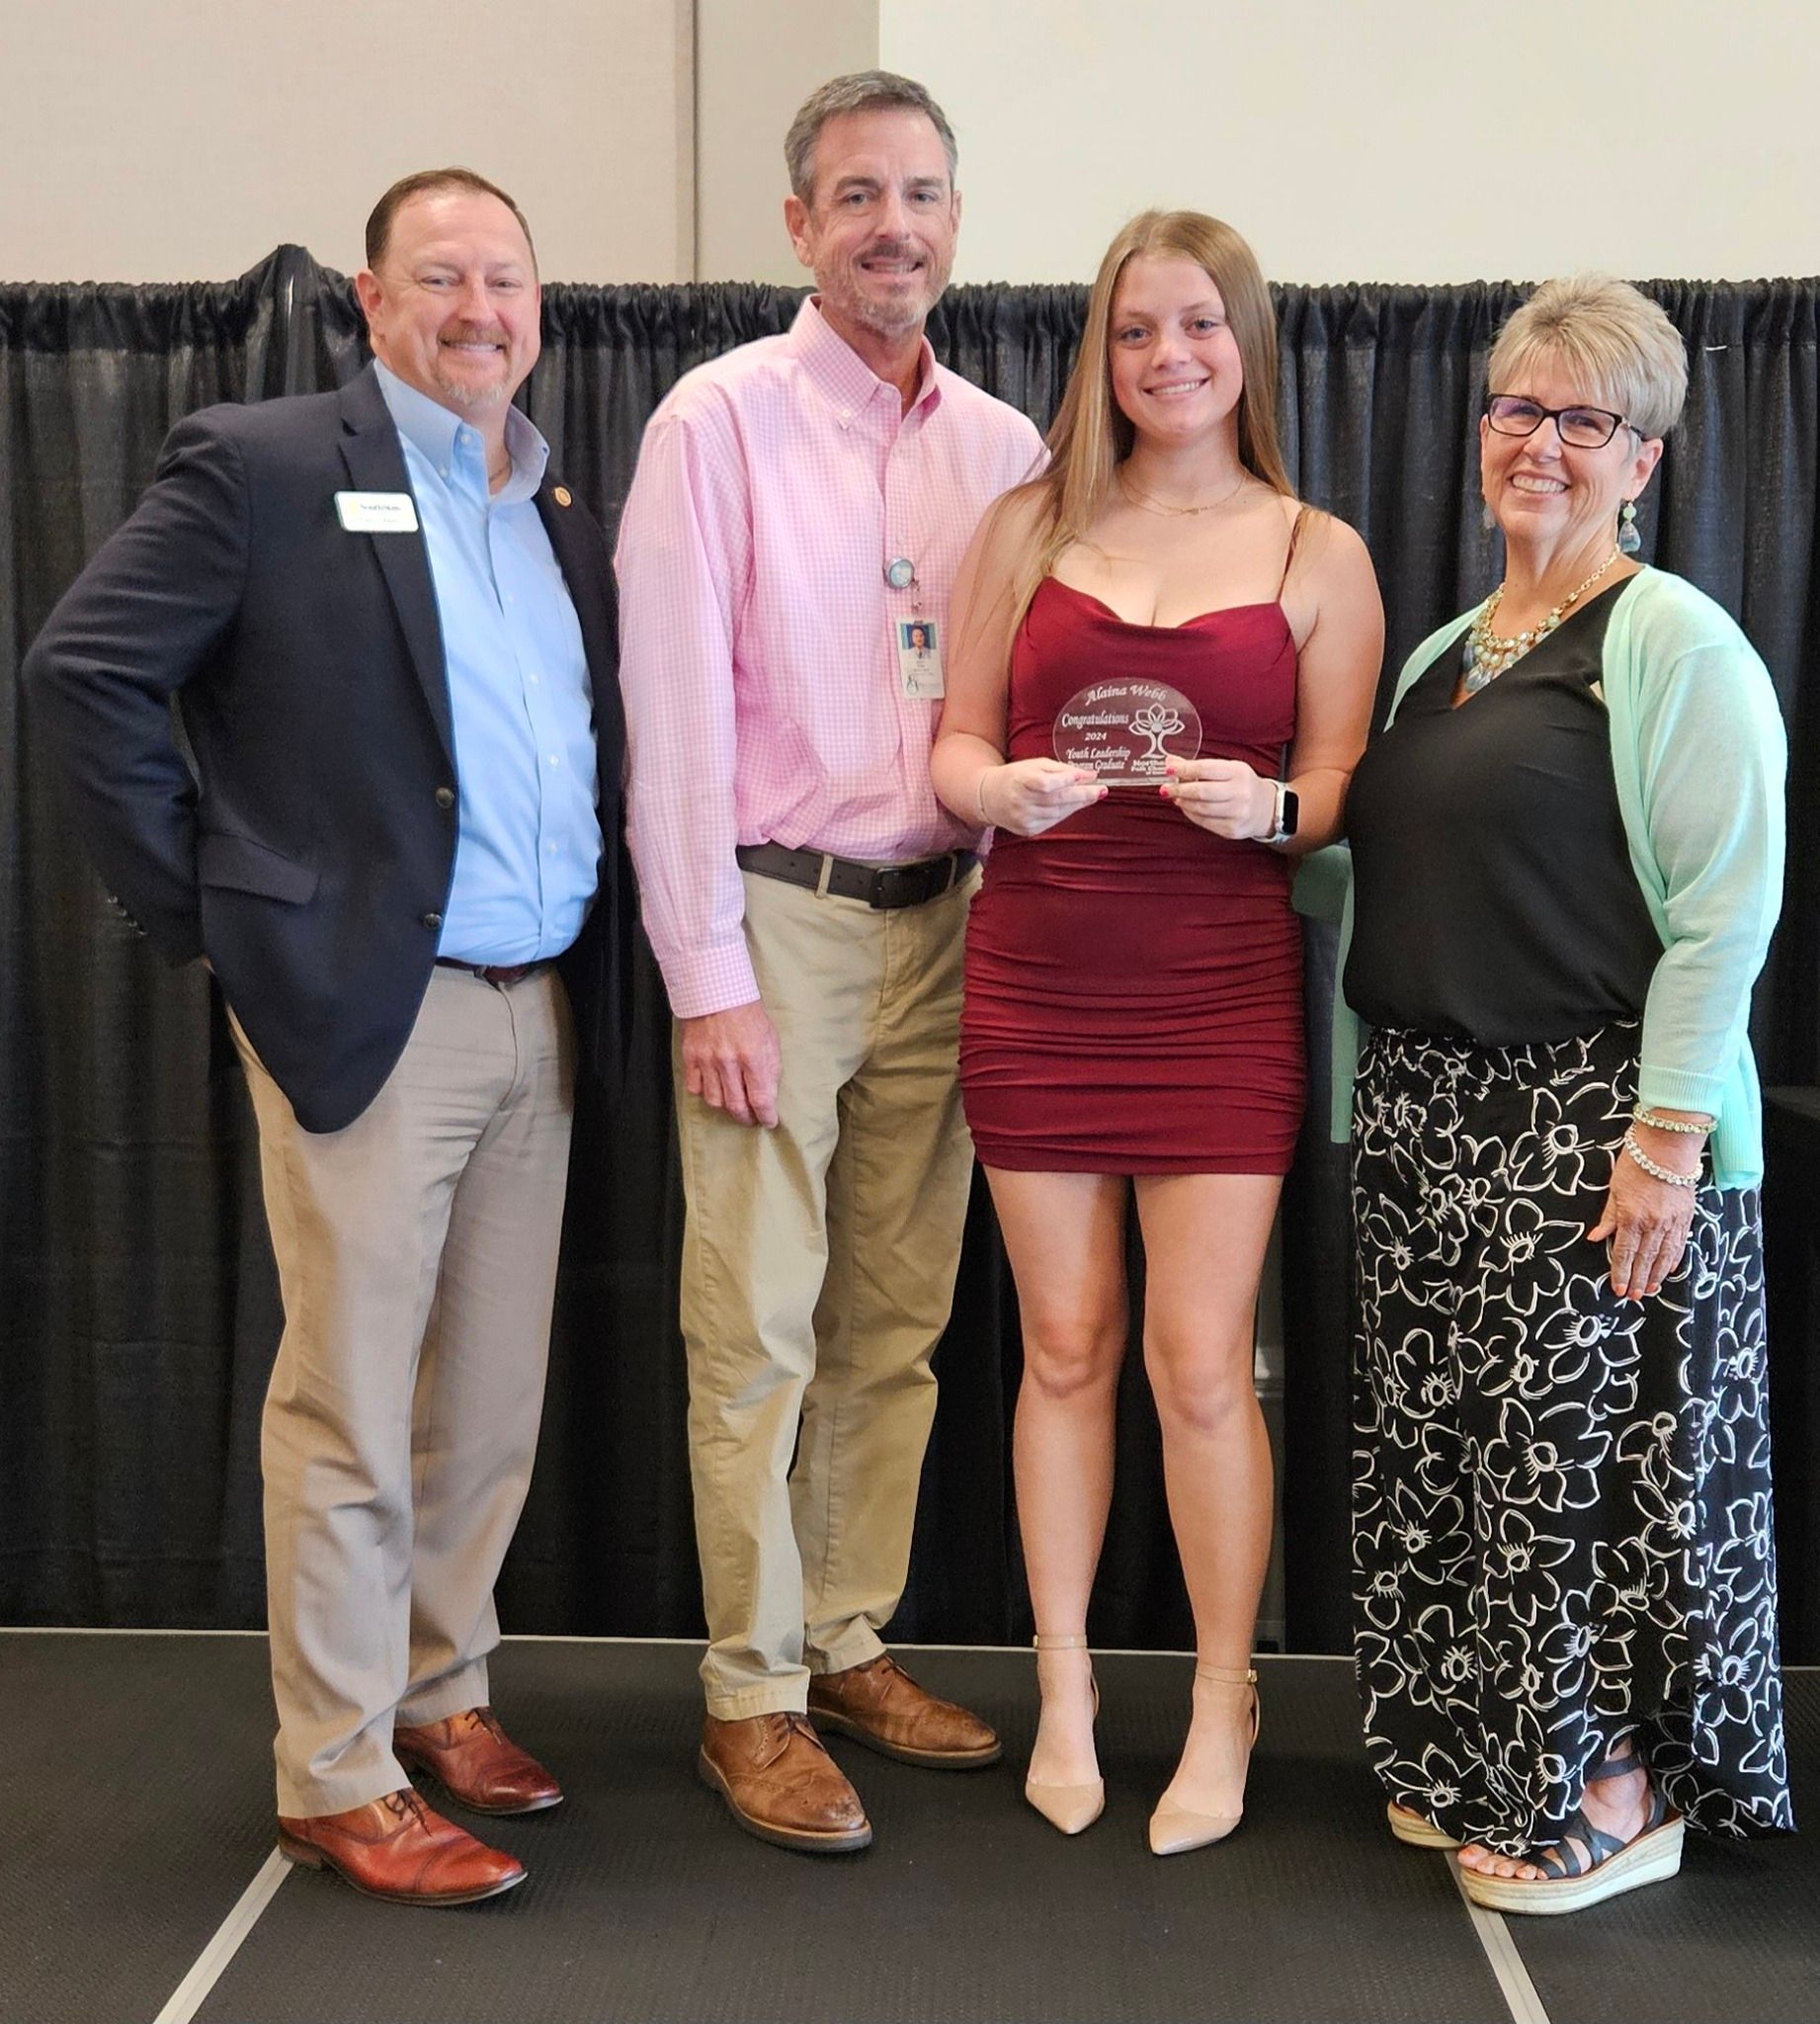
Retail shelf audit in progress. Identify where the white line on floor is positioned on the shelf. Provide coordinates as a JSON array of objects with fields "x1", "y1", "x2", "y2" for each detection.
[
  {"x1": 150, "y1": 1847, "x2": 290, "y2": 2024},
  {"x1": 1, "y1": 1630, "x2": 1808, "y2": 1675},
  {"x1": 1450, "y1": 1860, "x2": 1554, "y2": 2024}
]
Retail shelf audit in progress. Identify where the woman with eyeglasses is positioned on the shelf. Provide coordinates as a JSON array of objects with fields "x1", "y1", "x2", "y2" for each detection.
[{"x1": 1336, "y1": 275, "x2": 1792, "y2": 1911}]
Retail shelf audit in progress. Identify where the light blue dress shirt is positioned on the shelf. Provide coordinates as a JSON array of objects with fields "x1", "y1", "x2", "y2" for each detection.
[{"x1": 375, "y1": 362, "x2": 601, "y2": 966}]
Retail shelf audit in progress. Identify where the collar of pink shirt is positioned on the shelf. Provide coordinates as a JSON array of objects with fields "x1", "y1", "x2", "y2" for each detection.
[{"x1": 787, "y1": 296, "x2": 943, "y2": 427}]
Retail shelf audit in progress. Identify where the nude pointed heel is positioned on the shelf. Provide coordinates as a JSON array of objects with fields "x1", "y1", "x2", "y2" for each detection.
[
  {"x1": 1025, "y1": 1635, "x2": 1104, "y2": 1836},
  {"x1": 1148, "y1": 1662, "x2": 1259, "y2": 1856}
]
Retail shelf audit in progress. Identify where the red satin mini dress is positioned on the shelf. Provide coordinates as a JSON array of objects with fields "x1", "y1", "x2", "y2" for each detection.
[{"x1": 960, "y1": 575, "x2": 1305, "y2": 1174}]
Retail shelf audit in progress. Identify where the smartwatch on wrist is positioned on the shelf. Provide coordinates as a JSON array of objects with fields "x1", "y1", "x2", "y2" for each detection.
[{"x1": 1265, "y1": 781, "x2": 1299, "y2": 845}]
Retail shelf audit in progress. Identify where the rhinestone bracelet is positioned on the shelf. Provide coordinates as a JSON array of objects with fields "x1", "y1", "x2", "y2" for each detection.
[
  {"x1": 1632, "y1": 1105, "x2": 1710, "y2": 1135},
  {"x1": 1621, "y1": 1128, "x2": 1699, "y2": 1188}
]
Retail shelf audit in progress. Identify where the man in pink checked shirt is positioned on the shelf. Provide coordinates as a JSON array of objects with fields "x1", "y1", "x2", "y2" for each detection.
[{"x1": 616, "y1": 70, "x2": 1042, "y2": 1855}]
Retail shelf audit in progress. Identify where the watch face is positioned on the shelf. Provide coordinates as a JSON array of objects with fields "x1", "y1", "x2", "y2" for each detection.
[{"x1": 1281, "y1": 788, "x2": 1300, "y2": 836}]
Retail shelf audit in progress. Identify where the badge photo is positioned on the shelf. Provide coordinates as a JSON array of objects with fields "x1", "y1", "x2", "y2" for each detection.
[{"x1": 895, "y1": 616, "x2": 945, "y2": 700}]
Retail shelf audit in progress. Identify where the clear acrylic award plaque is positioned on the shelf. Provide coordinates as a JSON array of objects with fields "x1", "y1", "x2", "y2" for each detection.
[{"x1": 1052, "y1": 679, "x2": 1202, "y2": 785}]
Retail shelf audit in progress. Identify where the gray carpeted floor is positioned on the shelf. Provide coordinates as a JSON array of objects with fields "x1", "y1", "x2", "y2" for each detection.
[{"x1": 1, "y1": 1634, "x2": 1811, "y2": 2023}]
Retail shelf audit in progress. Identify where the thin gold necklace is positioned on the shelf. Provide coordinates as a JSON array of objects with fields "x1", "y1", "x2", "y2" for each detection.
[
  {"x1": 1118, "y1": 466, "x2": 1250, "y2": 517},
  {"x1": 1462, "y1": 548, "x2": 1621, "y2": 693}
]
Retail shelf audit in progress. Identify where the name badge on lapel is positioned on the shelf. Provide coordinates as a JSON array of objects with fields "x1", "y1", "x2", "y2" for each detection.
[{"x1": 334, "y1": 490, "x2": 420, "y2": 534}]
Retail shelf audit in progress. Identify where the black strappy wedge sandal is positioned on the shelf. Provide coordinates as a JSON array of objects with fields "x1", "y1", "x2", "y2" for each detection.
[
  {"x1": 1457, "y1": 1741, "x2": 1684, "y2": 1915},
  {"x1": 1386, "y1": 1801, "x2": 1461, "y2": 1850}
]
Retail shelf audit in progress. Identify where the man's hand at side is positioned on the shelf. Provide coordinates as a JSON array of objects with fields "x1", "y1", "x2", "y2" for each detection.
[{"x1": 680, "y1": 1001, "x2": 782, "y2": 1128}]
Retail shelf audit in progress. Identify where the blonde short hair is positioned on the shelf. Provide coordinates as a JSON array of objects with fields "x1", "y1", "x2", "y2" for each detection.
[{"x1": 1486, "y1": 274, "x2": 1688, "y2": 440}]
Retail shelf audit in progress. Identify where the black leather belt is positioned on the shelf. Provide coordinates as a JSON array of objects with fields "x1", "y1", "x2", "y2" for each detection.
[
  {"x1": 736, "y1": 842, "x2": 977, "y2": 910},
  {"x1": 436, "y1": 958, "x2": 552, "y2": 986}
]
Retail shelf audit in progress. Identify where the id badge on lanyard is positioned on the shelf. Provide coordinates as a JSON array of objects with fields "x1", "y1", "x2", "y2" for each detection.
[
  {"x1": 895, "y1": 615, "x2": 945, "y2": 700},
  {"x1": 884, "y1": 554, "x2": 944, "y2": 699}
]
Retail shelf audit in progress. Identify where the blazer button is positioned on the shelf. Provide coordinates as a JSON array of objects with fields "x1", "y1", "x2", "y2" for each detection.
[
  {"x1": 435, "y1": 786, "x2": 455, "y2": 808},
  {"x1": 422, "y1": 911, "x2": 443, "y2": 930}
]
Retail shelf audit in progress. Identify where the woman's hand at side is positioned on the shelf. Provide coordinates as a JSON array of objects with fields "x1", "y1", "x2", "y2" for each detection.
[{"x1": 1589, "y1": 1139, "x2": 1700, "y2": 1300}]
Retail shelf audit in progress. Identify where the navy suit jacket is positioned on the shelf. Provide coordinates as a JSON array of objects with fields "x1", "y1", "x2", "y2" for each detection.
[{"x1": 25, "y1": 364, "x2": 624, "y2": 1133}]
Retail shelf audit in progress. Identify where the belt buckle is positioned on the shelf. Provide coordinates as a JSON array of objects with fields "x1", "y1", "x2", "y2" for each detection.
[
  {"x1": 864, "y1": 852, "x2": 963, "y2": 909},
  {"x1": 871, "y1": 861, "x2": 932, "y2": 909}
]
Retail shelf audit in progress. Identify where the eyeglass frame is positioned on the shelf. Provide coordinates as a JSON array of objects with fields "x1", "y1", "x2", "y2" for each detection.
[{"x1": 1482, "y1": 393, "x2": 1641, "y2": 450}]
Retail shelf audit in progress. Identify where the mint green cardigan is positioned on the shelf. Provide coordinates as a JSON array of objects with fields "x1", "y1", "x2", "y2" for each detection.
[{"x1": 1296, "y1": 567, "x2": 1787, "y2": 1189}]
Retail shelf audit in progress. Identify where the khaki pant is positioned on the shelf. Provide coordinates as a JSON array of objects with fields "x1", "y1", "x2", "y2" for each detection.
[
  {"x1": 232, "y1": 966, "x2": 575, "y2": 1816},
  {"x1": 677, "y1": 867, "x2": 978, "y2": 1718}
]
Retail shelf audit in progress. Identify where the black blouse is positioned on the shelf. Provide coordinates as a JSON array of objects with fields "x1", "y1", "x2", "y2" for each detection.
[{"x1": 1344, "y1": 583, "x2": 1662, "y2": 1046}]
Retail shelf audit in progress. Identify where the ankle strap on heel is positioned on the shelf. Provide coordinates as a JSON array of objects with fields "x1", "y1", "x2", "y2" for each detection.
[
  {"x1": 1585, "y1": 1732, "x2": 1645, "y2": 1784},
  {"x1": 1034, "y1": 1634, "x2": 1091, "y2": 1651},
  {"x1": 1194, "y1": 1662, "x2": 1258, "y2": 1687}
]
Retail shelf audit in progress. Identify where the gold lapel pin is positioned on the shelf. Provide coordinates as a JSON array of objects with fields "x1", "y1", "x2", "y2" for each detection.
[{"x1": 552, "y1": 485, "x2": 572, "y2": 508}]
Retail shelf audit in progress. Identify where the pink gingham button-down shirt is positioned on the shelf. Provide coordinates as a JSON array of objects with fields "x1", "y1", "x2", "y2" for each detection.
[{"x1": 615, "y1": 297, "x2": 1044, "y2": 1017}]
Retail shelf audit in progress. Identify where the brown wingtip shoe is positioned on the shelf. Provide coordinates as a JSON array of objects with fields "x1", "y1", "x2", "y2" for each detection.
[
  {"x1": 699, "y1": 1711, "x2": 872, "y2": 1854},
  {"x1": 393, "y1": 1706, "x2": 563, "y2": 1815},
  {"x1": 277, "y1": 1790, "x2": 527, "y2": 1906},
  {"x1": 807, "y1": 1651, "x2": 1001, "y2": 1768}
]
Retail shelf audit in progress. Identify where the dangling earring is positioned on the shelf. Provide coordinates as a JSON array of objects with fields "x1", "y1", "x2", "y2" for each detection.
[
  {"x1": 1481, "y1": 501, "x2": 1498, "y2": 534},
  {"x1": 1617, "y1": 499, "x2": 1641, "y2": 554}
]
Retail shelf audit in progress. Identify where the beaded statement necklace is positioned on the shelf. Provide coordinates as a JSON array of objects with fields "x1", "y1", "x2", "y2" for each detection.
[{"x1": 1460, "y1": 547, "x2": 1621, "y2": 694}]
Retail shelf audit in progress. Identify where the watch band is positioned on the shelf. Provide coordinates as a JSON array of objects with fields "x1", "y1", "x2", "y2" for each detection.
[{"x1": 1265, "y1": 780, "x2": 1298, "y2": 845}]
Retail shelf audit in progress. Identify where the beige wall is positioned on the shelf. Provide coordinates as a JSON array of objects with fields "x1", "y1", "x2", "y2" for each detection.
[
  {"x1": 0, "y1": 0, "x2": 693, "y2": 282},
  {"x1": 882, "y1": 0, "x2": 1820, "y2": 285},
  {"x1": 695, "y1": 0, "x2": 876, "y2": 283},
  {"x1": 5, "y1": 4, "x2": 1814, "y2": 286}
]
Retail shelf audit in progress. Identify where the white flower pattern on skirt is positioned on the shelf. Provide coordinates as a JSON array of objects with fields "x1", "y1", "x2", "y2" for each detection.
[{"x1": 1352, "y1": 1020, "x2": 1792, "y2": 1855}]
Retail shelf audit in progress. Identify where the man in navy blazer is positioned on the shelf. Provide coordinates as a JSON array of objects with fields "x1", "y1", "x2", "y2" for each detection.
[{"x1": 26, "y1": 169, "x2": 621, "y2": 1907}]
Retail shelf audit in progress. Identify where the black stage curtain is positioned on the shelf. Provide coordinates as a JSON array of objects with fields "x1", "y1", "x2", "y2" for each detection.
[{"x1": 5, "y1": 254, "x2": 1817, "y2": 1654}]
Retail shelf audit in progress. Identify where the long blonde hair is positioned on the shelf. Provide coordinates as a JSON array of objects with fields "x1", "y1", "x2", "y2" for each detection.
[{"x1": 1005, "y1": 211, "x2": 1293, "y2": 628}]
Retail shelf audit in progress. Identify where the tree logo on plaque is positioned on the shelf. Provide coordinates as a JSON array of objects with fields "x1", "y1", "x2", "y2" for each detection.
[{"x1": 1052, "y1": 680, "x2": 1202, "y2": 785}]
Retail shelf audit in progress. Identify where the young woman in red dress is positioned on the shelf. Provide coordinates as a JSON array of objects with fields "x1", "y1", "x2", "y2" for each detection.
[{"x1": 931, "y1": 211, "x2": 1381, "y2": 1852}]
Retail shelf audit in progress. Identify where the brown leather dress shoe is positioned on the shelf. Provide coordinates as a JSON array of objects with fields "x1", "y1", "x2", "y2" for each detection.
[
  {"x1": 808, "y1": 1652, "x2": 1001, "y2": 1768},
  {"x1": 699, "y1": 1711, "x2": 872, "y2": 1854},
  {"x1": 277, "y1": 1790, "x2": 527, "y2": 1906},
  {"x1": 393, "y1": 1706, "x2": 563, "y2": 1815}
]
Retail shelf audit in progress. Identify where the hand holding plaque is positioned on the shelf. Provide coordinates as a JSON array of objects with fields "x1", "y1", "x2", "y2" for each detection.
[
  {"x1": 1052, "y1": 679, "x2": 1202, "y2": 786},
  {"x1": 1159, "y1": 756, "x2": 1278, "y2": 839},
  {"x1": 981, "y1": 757, "x2": 1106, "y2": 838}
]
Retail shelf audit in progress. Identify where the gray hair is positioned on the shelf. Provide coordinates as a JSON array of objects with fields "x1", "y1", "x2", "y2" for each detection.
[
  {"x1": 784, "y1": 70, "x2": 958, "y2": 204},
  {"x1": 1486, "y1": 274, "x2": 1689, "y2": 440}
]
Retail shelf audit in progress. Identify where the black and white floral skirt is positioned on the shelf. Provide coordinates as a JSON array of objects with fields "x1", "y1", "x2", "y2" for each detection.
[{"x1": 1352, "y1": 1020, "x2": 1792, "y2": 1854}]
